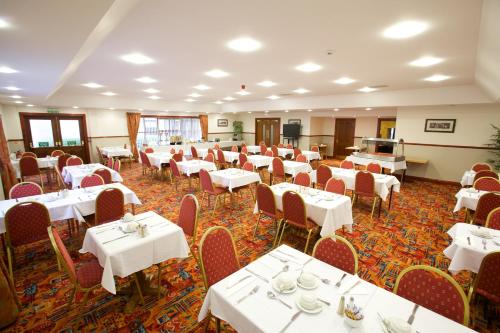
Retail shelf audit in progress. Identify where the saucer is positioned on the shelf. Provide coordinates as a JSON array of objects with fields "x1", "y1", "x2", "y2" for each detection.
[
  {"x1": 470, "y1": 229, "x2": 493, "y2": 239},
  {"x1": 294, "y1": 298, "x2": 323, "y2": 314},
  {"x1": 297, "y1": 276, "x2": 320, "y2": 290},
  {"x1": 272, "y1": 278, "x2": 297, "y2": 294},
  {"x1": 119, "y1": 225, "x2": 137, "y2": 233},
  {"x1": 323, "y1": 195, "x2": 335, "y2": 201}
]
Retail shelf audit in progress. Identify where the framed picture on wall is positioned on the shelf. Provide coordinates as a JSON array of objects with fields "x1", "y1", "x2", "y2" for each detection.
[
  {"x1": 217, "y1": 119, "x2": 228, "y2": 127},
  {"x1": 288, "y1": 119, "x2": 301, "y2": 125},
  {"x1": 424, "y1": 119, "x2": 456, "y2": 133}
]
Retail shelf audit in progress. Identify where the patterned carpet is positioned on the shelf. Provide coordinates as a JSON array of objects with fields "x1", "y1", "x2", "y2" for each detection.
[{"x1": 1, "y1": 160, "x2": 499, "y2": 333}]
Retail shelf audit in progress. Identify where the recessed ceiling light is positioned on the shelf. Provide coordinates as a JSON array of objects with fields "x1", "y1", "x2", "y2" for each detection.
[
  {"x1": 293, "y1": 88, "x2": 310, "y2": 94},
  {"x1": 223, "y1": 96, "x2": 236, "y2": 101},
  {"x1": 205, "y1": 69, "x2": 229, "y2": 78},
  {"x1": 27, "y1": 104, "x2": 34, "y2": 107},
  {"x1": 295, "y1": 62, "x2": 322, "y2": 72},
  {"x1": 194, "y1": 84, "x2": 211, "y2": 91},
  {"x1": 143, "y1": 88, "x2": 159, "y2": 94},
  {"x1": 188, "y1": 92, "x2": 202, "y2": 98},
  {"x1": 267, "y1": 95, "x2": 280, "y2": 100},
  {"x1": 333, "y1": 77, "x2": 356, "y2": 85},
  {"x1": 0, "y1": 66, "x2": 18, "y2": 74},
  {"x1": 214, "y1": 100, "x2": 224, "y2": 104},
  {"x1": 358, "y1": 87, "x2": 377, "y2": 93},
  {"x1": 0, "y1": 19, "x2": 10, "y2": 29},
  {"x1": 14, "y1": 100, "x2": 23, "y2": 104},
  {"x1": 4, "y1": 86, "x2": 20, "y2": 91},
  {"x1": 410, "y1": 56, "x2": 443, "y2": 67},
  {"x1": 185, "y1": 98, "x2": 195, "y2": 102},
  {"x1": 10, "y1": 95, "x2": 22, "y2": 99},
  {"x1": 108, "y1": 107, "x2": 115, "y2": 110},
  {"x1": 135, "y1": 76, "x2": 157, "y2": 83},
  {"x1": 383, "y1": 21, "x2": 428, "y2": 39},
  {"x1": 334, "y1": 108, "x2": 340, "y2": 111},
  {"x1": 236, "y1": 90, "x2": 251, "y2": 96},
  {"x1": 233, "y1": 112, "x2": 237, "y2": 114},
  {"x1": 163, "y1": 109, "x2": 169, "y2": 112},
  {"x1": 227, "y1": 37, "x2": 262, "y2": 52},
  {"x1": 148, "y1": 95, "x2": 161, "y2": 100},
  {"x1": 284, "y1": 110, "x2": 289, "y2": 113},
  {"x1": 307, "y1": 109, "x2": 312, "y2": 112},
  {"x1": 121, "y1": 52, "x2": 154, "y2": 65},
  {"x1": 82, "y1": 82, "x2": 103, "y2": 89},
  {"x1": 101, "y1": 91, "x2": 116, "y2": 96},
  {"x1": 247, "y1": 111, "x2": 252, "y2": 114},
  {"x1": 138, "y1": 108, "x2": 144, "y2": 111},
  {"x1": 365, "y1": 107, "x2": 372, "y2": 111},
  {"x1": 265, "y1": 110, "x2": 269, "y2": 113},
  {"x1": 72, "y1": 106, "x2": 79, "y2": 109},
  {"x1": 424, "y1": 74, "x2": 450, "y2": 82},
  {"x1": 257, "y1": 80, "x2": 277, "y2": 87}
]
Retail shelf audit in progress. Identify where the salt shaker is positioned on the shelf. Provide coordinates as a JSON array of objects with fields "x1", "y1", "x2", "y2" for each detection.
[{"x1": 337, "y1": 296, "x2": 345, "y2": 316}]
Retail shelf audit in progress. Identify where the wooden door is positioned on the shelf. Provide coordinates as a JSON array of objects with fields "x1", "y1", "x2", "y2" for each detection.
[
  {"x1": 20, "y1": 113, "x2": 90, "y2": 163},
  {"x1": 255, "y1": 118, "x2": 280, "y2": 146},
  {"x1": 334, "y1": 118, "x2": 356, "y2": 158}
]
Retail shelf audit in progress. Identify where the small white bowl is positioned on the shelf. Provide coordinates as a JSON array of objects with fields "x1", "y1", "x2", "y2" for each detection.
[{"x1": 344, "y1": 316, "x2": 363, "y2": 328}]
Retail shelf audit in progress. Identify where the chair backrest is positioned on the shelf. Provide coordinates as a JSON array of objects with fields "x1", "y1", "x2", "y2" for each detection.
[
  {"x1": 178, "y1": 149, "x2": 184, "y2": 156},
  {"x1": 170, "y1": 148, "x2": 176, "y2": 154},
  {"x1": 5, "y1": 202, "x2": 50, "y2": 247},
  {"x1": 265, "y1": 150, "x2": 274, "y2": 157},
  {"x1": 294, "y1": 172, "x2": 311, "y2": 187},
  {"x1": 47, "y1": 227, "x2": 76, "y2": 281},
  {"x1": 231, "y1": 145, "x2": 238, "y2": 152},
  {"x1": 286, "y1": 144, "x2": 292, "y2": 149},
  {"x1": 177, "y1": 194, "x2": 200, "y2": 245},
  {"x1": 272, "y1": 157, "x2": 285, "y2": 177},
  {"x1": 394, "y1": 265, "x2": 469, "y2": 325},
  {"x1": 144, "y1": 147, "x2": 154, "y2": 153},
  {"x1": 311, "y1": 145, "x2": 319, "y2": 152},
  {"x1": 355, "y1": 171, "x2": 375, "y2": 196},
  {"x1": 485, "y1": 207, "x2": 500, "y2": 230},
  {"x1": 293, "y1": 148, "x2": 301, "y2": 157},
  {"x1": 199, "y1": 168, "x2": 215, "y2": 193},
  {"x1": 113, "y1": 159, "x2": 121, "y2": 172},
  {"x1": 473, "y1": 177, "x2": 500, "y2": 191},
  {"x1": 140, "y1": 151, "x2": 152, "y2": 168},
  {"x1": 295, "y1": 154, "x2": 307, "y2": 163},
  {"x1": 50, "y1": 150, "x2": 64, "y2": 157},
  {"x1": 473, "y1": 170, "x2": 499, "y2": 183},
  {"x1": 325, "y1": 178, "x2": 346, "y2": 195},
  {"x1": 242, "y1": 161, "x2": 254, "y2": 172},
  {"x1": 256, "y1": 183, "x2": 277, "y2": 218},
  {"x1": 474, "y1": 192, "x2": 500, "y2": 225},
  {"x1": 106, "y1": 157, "x2": 114, "y2": 168},
  {"x1": 169, "y1": 159, "x2": 181, "y2": 177},
  {"x1": 312, "y1": 236, "x2": 358, "y2": 274},
  {"x1": 95, "y1": 188, "x2": 124, "y2": 225},
  {"x1": 66, "y1": 156, "x2": 83, "y2": 166},
  {"x1": 282, "y1": 190, "x2": 308, "y2": 228},
  {"x1": 214, "y1": 144, "x2": 220, "y2": 150},
  {"x1": 469, "y1": 251, "x2": 500, "y2": 303},
  {"x1": 317, "y1": 164, "x2": 332, "y2": 187},
  {"x1": 278, "y1": 143, "x2": 284, "y2": 148},
  {"x1": 58, "y1": 154, "x2": 71, "y2": 172},
  {"x1": 217, "y1": 149, "x2": 226, "y2": 163},
  {"x1": 204, "y1": 153, "x2": 215, "y2": 163},
  {"x1": 199, "y1": 226, "x2": 239, "y2": 289},
  {"x1": 340, "y1": 160, "x2": 354, "y2": 169},
  {"x1": 260, "y1": 144, "x2": 267, "y2": 155},
  {"x1": 472, "y1": 163, "x2": 492, "y2": 172},
  {"x1": 241, "y1": 146, "x2": 248, "y2": 154},
  {"x1": 19, "y1": 156, "x2": 40, "y2": 177},
  {"x1": 208, "y1": 148, "x2": 215, "y2": 158},
  {"x1": 271, "y1": 145, "x2": 278, "y2": 157},
  {"x1": 172, "y1": 153, "x2": 183, "y2": 162},
  {"x1": 191, "y1": 146, "x2": 198, "y2": 158},
  {"x1": 80, "y1": 174, "x2": 104, "y2": 188},
  {"x1": 366, "y1": 162, "x2": 382, "y2": 174},
  {"x1": 22, "y1": 152, "x2": 37, "y2": 158},
  {"x1": 239, "y1": 153, "x2": 248, "y2": 167},
  {"x1": 93, "y1": 168, "x2": 112, "y2": 184},
  {"x1": 9, "y1": 182, "x2": 43, "y2": 199}
]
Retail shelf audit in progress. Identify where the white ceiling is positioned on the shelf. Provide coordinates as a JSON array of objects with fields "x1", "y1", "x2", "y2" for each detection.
[{"x1": 0, "y1": 0, "x2": 491, "y2": 111}]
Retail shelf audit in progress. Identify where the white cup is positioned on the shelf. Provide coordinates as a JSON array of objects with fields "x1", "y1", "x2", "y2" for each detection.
[
  {"x1": 298, "y1": 272, "x2": 316, "y2": 288},
  {"x1": 276, "y1": 273, "x2": 294, "y2": 290},
  {"x1": 123, "y1": 212, "x2": 134, "y2": 223},
  {"x1": 299, "y1": 292, "x2": 318, "y2": 310}
]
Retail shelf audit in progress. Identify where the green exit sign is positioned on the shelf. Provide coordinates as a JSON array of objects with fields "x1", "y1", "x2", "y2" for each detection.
[{"x1": 47, "y1": 108, "x2": 59, "y2": 113}]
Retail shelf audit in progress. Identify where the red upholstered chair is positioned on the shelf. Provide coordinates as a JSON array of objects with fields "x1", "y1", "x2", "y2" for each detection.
[
  {"x1": 485, "y1": 207, "x2": 500, "y2": 230},
  {"x1": 58, "y1": 154, "x2": 71, "y2": 172},
  {"x1": 19, "y1": 156, "x2": 44, "y2": 190},
  {"x1": 271, "y1": 157, "x2": 287, "y2": 184},
  {"x1": 473, "y1": 177, "x2": 500, "y2": 191},
  {"x1": 312, "y1": 236, "x2": 358, "y2": 274},
  {"x1": 169, "y1": 148, "x2": 176, "y2": 154},
  {"x1": 199, "y1": 168, "x2": 228, "y2": 215},
  {"x1": 325, "y1": 178, "x2": 346, "y2": 195},
  {"x1": 265, "y1": 150, "x2": 274, "y2": 157},
  {"x1": 293, "y1": 148, "x2": 301, "y2": 158},
  {"x1": 51, "y1": 150, "x2": 64, "y2": 157},
  {"x1": 144, "y1": 147, "x2": 154, "y2": 153},
  {"x1": 204, "y1": 153, "x2": 215, "y2": 163},
  {"x1": 254, "y1": 183, "x2": 281, "y2": 240},
  {"x1": 208, "y1": 148, "x2": 215, "y2": 159},
  {"x1": 294, "y1": 172, "x2": 311, "y2": 187},
  {"x1": 278, "y1": 143, "x2": 284, "y2": 148},
  {"x1": 468, "y1": 251, "x2": 500, "y2": 304},
  {"x1": 311, "y1": 146, "x2": 319, "y2": 152},
  {"x1": 286, "y1": 144, "x2": 293, "y2": 149},
  {"x1": 295, "y1": 154, "x2": 307, "y2": 163},
  {"x1": 340, "y1": 160, "x2": 354, "y2": 169},
  {"x1": 178, "y1": 149, "x2": 184, "y2": 157},
  {"x1": 353, "y1": 171, "x2": 380, "y2": 218},
  {"x1": 216, "y1": 149, "x2": 230, "y2": 169},
  {"x1": 473, "y1": 170, "x2": 499, "y2": 183},
  {"x1": 106, "y1": 157, "x2": 114, "y2": 168},
  {"x1": 366, "y1": 162, "x2": 382, "y2": 174},
  {"x1": 93, "y1": 168, "x2": 112, "y2": 184},
  {"x1": 242, "y1": 161, "x2": 254, "y2": 172},
  {"x1": 260, "y1": 144, "x2": 267, "y2": 155},
  {"x1": 80, "y1": 174, "x2": 104, "y2": 188},
  {"x1": 241, "y1": 146, "x2": 248, "y2": 154},
  {"x1": 278, "y1": 191, "x2": 318, "y2": 252},
  {"x1": 66, "y1": 156, "x2": 83, "y2": 166},
  {"x1": 112, "y1": 159, "x2": 121, "y2": 173},
  {"x1": 4, "y1": 202, "x2": 51, "y2": 280},
  {"x1": 172, "y1": 153, "x2": 183, "y2": 162},
  {"x1": 169, "y1": 159, "x2": 189, "y2": 190},
  {"x1": 471, "y1": 192, "x2": 500, "y2": 226},
  {"x1": 316, "y1": 164, "x2": 332, "y2": 189},
  {"x1": 394, "y1": 265, "x2": 469, "y2": 325},
  {"x1": 214, "y1": 144, "x2": 220, "y2": 150},
  {"x1": 9, "y1": 182, "x2": 43, "y2": 199},
  {"x1": 231, "y1": 145, "x2": 238, "y2": 152},
  {"x1": 472, "y1": 163, "x2": 492, "y2": 172},
  {"x1": 271, "y1": 145, "x2": 279, "y2": 158},
  {"x1": 191, "y1": 146, "x2": 199, "y2": 159},
  {"x1": 238, "y1": 153, "x2": 248, "y2": 168},
  {"x1": 94, "y1": 188, "x2": 124, "y2": 226},
  {"x1": 22, "y1": 152, "x2": 37, "y2": 158},
  {"x1": 199, "y1": 226, "x2": 239, "y2": 331},
  {"x1": 139, "y1": 151, "x2": 159, "y2": 179}
]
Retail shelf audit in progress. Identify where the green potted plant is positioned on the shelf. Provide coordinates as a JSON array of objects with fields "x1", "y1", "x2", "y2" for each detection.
[
  {"x1": 233, "y1": 121, "x2": 243, "y2": 141},
  {"x1": 487, "y1": 124, "x2": 500, "y2": 171}
]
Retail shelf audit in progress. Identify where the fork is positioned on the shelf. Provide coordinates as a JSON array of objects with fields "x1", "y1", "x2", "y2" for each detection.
[
  {"x1": 237, "y1": 285, "x2": 259, "y2": 304},
  {"x1": 407, "y1": 303, "x2": 419, "y2": 324},
  {"x1": 335, "y1": 273, "x2": 347, "y2": 287}
]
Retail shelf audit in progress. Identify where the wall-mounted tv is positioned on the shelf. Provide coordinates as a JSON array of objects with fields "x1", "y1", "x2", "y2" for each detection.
[{"x1": 283, "y1": 124, "x2": 300, "y2": 138}]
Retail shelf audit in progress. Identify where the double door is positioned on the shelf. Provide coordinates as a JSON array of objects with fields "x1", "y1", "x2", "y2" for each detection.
[
  {"x1": 255, "y1": 118, "x2": 280, "y2": 146},
  {"x1": 334, "y1": 118, "x2": 356, "y2": 158}
]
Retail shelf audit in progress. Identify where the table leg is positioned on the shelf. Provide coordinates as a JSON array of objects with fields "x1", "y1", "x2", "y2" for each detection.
[
  {"x1": 131, "y1": 204, "x2": 136, "y2": 215},
  {"x1": 269, "y1": 173, "x2": 273, "y2": 185},
  {"x1": 388, "y1": 187, "x2": 394, "y2": 210},
  {"x1": 118, "y1": 271, "x2": 164, "y2": 313}
]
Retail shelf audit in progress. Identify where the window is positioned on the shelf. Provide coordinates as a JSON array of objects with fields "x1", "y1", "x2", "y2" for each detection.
[{"x1": 136, "y1": 116, "x2": 202, "y2": 147}]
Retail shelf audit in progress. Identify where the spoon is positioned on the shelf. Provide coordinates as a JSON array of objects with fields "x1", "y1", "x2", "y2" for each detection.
[
  {"x1": 267, "y1": 291, "x2": 292, "y2": 309},
  {"x1": 482, "y1": 239, "x2": 487, "y2": 250},
  {"x1": 273, "y1": 265, "x2": 289, "y2": 279},
  {"x1": 335, "y1": 273, "x2": 347, "y2": 287},
  {"x1": 311, "y1": 272, "x2": 331, "y2": 285},
  {"x1": 269, "y1": 253, "x2": 289, "y2": 263}
]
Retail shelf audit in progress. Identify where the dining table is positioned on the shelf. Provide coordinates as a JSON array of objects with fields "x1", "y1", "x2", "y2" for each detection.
[
  {"x1": 62, "y1": 163, "x2": 122, "y2": 189},
  {"x1": 245, "y1": 145, "x2": 262, "y2": 154},
  {"x1": 268, "y1": 160, "x2": 313, "y2": 183},
  {"x1": 210, "y1": 168, "x2": 261, "y2": 193},
  {"x1": 345, "y1": 155, "x2": 407, "y2": 174},
  {"x1": 101, "y1": 147, "x2": 133, "y2": 158},
  {"x1": 245, "y1": 155, "x2": 273, "y2": 168},
  {"x1": 199, "y1": 244, "x2": 476, "y2": 333},
  {"x1": 453, "y1": 188, "x2": 486, "y2": 213},
  {"x1": 11, "y1": 156, "x2": 58, "y2": 178},
  {"x1": 460, "y1": 170, "x2": 500, "y2": 187},
  {"x1": 299, "y1": 150, "x2": 321, "y2": 162}
]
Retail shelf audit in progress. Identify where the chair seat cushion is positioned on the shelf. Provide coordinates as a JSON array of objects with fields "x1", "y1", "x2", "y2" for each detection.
[
  {"x1": 476, "y1": 288, "x2": 500, "y2": 303},
  {"x1": 76, "y1": 259, "x2": 104, "y2": 288}
]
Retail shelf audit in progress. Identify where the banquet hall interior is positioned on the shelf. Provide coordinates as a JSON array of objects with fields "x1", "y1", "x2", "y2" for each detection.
[{"x1": 0, "y1": 0, "x2": 500, "y2": 332}]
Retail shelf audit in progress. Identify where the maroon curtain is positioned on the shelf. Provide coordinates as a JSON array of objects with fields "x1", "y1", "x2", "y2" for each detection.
[
  {"x1": 199, "y1": 114, "x2": 208, "y2": 141},
  {"x1": 0, "y1": 115, "x2": 17, "y2": 197},
  {"x1": 126, "y1": 113, "x2": 141, "y2": 160}
]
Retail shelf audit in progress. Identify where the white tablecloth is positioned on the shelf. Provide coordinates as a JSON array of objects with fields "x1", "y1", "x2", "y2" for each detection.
[
  {"x1": 310, "y1": 167, "x2": 400, "y2": 201},
  {"x1": 275, "y1": 148, "x2": 294, "y2": 158},
  {"x1": 254, "y1": 183, "x2": 353, "y2": 236},
  {"x1": 444, "y1": 223, "x2": 500, "y2": 274},
  {"x1": 300, "y1": 150, "x2": 321, "y2": 162},
  {"x1": 177, "y1": 160, "x2": 217, "y2": 176},
  {"x1": 453, "y1": 188, "x2": 487, "y2": 212},
  {"x1": 11, "y1": 157, "x2": 58, "y2": 178},
  {"x1": 147, "y1": 152, "x2": 186, "y2": 170},
  {"x1": 0, "y1": 183, "x2": 141, "y2": 234},
  {"x1": 199, "y1": 245, "x2": 475, "y2": 333},
  {"x1": 246, "y1": 145, "x2": 261, "y2": 154},
  {"x1": 147, "y1": 141, "x2": 242, "y2": 156},
  {"x1": 101, "y1": 147, "x2": 132, "y2": 158},
  {"x1": 346, "y1": 155, "x2": 407, "y2": 173},
  {"x1": 245, "y1": 155, "x2": 273, "y2": 168},
  {"x1": 62, "y1": 163, "x2": 122, "y2": 189},
  {"x1": 460, "y1": 171, "x2": 476, "y2": 187},
  {"x1": 210, "y1": 168, "x2": 261, "y2": 192},
  {"x1": 80, "y1": 211, "x2": 189, "y2": 294},
  {"x1": 268, "y1": 160, "x2": 313, "y2": 178}
]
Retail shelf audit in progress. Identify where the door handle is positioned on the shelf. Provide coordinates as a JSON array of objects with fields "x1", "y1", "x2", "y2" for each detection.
[{"x1": 29, "y1": 142, "x2": 33, "y2": 148}]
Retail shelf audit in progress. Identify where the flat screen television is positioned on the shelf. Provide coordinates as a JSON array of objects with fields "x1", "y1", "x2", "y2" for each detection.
[{"x1": 283, "y1": 124, "x2": 300, "y2": 138}]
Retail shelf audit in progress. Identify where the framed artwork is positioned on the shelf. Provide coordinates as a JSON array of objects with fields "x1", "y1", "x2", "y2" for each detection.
[
  {"x1": 217, "y1": 119, "x2": 228, "y2": 127},
  {"x1": 288, "y1": 119, "x2": 301, "y2": 125},
  {"x1": 424, "y1": 119, "x2": 456, "y2": 133}
]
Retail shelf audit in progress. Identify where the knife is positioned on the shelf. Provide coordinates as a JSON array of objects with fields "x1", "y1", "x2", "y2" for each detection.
[
  {"x1": 279, "y1": 311, "x2": 301, "y2": 333},
  {"x1": 245, "y1": 268, "x2": 269, "y2": 283},
  {"x1": 342, "y1": 280, "x2": 362, "y2": 294},
  {"x1": 226, "y1": 275, "x2": 252, "y2": 289}
]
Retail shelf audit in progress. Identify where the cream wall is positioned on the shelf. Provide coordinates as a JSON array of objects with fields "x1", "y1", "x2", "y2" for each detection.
[{"x1": 207, "y1": 113, "x2": 238, "y2": 141}]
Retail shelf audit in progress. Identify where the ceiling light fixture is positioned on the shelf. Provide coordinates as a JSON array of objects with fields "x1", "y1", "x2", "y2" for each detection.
[
  {"x1": 257, "y1": 80, "x2": 276, "y2": 87},
  {"x1": 135, "y1": 76, "x2": 157, "y2": 83},
  {"x1": 121, "y1": 52, "x2": 154, "y2": 65},
  {"x1": 334, "y1": 108, "x2": 340, "y2": 111},
  {"x1": 0, "y1": 66, "x2": 18, "y2": 74},
  {"x1": 267, "y1": 95, "x2": 280, "y2": 100},
  {"x1": 205, "y1": 69, "x2": 229, "y2": 78},
  {"x1": 295, "y1": 62, "x2": 322, "y2": 72},
  {"x1": 284, "y1": 110, "x2": 289, "y2": 113},
  {"x1": 383, "y1": 21, "x2": 428, "y2": 39},
  {"x1": 358, "y1": 86, "x2": 377, "y2": 93},
  {"x1": 101, "y1": 91, "x2": 117, "y2": 96},
  {"x1": 188, "y1": 92, "x2": 202, "y2": 98},
  {"x1": 227, "y1": 37, "x2": 262, "y2": 52},
  {"x1": 10, "y1": 95, "x2": 21, "y2": 99},
  {"x1": 72, "y1": 106, "x2": 79, "y2": 109},
  {"x1": 236, "y1": 90, "x2": 251, "y2": 96},
  {"x1": 214, "y1": 100, "x2": 224, "y2": 104},
  {"x1": 82, "y1": 82, "x2": 103, "y2": 89},
  {"x1": 4, "y1": 86, "x2": 20, "y2": 91},
  {"x1": 410, "y1": 56, "x2": 443, "y2": 67},
  {"x1": 143, "y1": 88, "x2": 159, "y2": 94},
  {"x1": 424, "y1": 74, "x2": 450, "y2": 82},
  {"x1": 333, "y1": 77, "x2": 355, "y2": 85},
  {"x1": 0, "y1": 19, "x2": 10, "y2": 29},
  {"x1": 27, "y1": 104, "x2": 34, "y2": 107},
  {"x1": 14, "y1": 100, "x2": 23, "y2": 104},
  {"x1": 148, "y1": 95, "x2": 161, "y2": 100},
  {"x1": 293, "y1": 88, "x2": 310, "y2": 94},
  {"x1": 247, "y1": 111, "x2": 252, "y2": 114},
  {"x1": 194, "y1": 84, "x2": 211, "y2": 91},
  {"x1": 365, "y1": 107, "x2": 372, "y2": 111},
  {"x1": 108, "y1": 107, "x2": 115, "y2": 110},
  {"x1": 185, "y1": 98, "x2": 195, "y2": 102},
  {"x1": 307, "y1": 109, "x2": 312, "y2": 112},
  {"x1": 223, "y1": 96, "x2": 236, "y2": 101}
]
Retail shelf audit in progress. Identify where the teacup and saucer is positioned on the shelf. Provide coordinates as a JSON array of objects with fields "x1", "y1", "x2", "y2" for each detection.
[
  {"x1": 295, "y1": 292, "x2": 323, "y2": 314},
  {"x1": 272, "y1": 272, "x2": 297, "y2": 294},
  {"x1": 297, "y1": 272, "x2": 319, "y2": 289}
]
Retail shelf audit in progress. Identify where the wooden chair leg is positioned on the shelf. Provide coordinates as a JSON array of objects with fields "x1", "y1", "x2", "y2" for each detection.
[
  {"x1": 157, "y1": 264, "x2": 162, "y2": 300},
  {"x1": 273, "y1": 219, "x2": 283, "y2": 248},
  {"x1": 7, "y1": 247, "x2": 14, "y2": 281},
  {"x1": 133, "y1": 274, "x2": 145, "y2": 305},
  {"x1": 82, "y1": 290, "x2": 91, "y2": 307},
  {"x1": 278, "y1": 222, "x2": 287, "y2": 246},
  {"x1": 253, "y1": 213, "x2": 262, "y2": 238},
  {"x1": 67, "y1": 285, "x2": 77, "y2": 310},
  {"x1": 212, "y1": 195, "x2": 219, "y2": 216},
  {"x1": 304, "y1": 229, "x2": 313, "y2": 253},
  {"x1": 370, "y1": 197, "x2": 377, "y2": 219},
  {"x1": 216, "y1": 318, "x2": 221, "y2": 333}
]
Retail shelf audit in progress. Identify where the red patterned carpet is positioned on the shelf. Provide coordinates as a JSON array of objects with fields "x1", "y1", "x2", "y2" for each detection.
[{"x1": 1, "y1": 160, "x2": 498, "y2": 333}]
